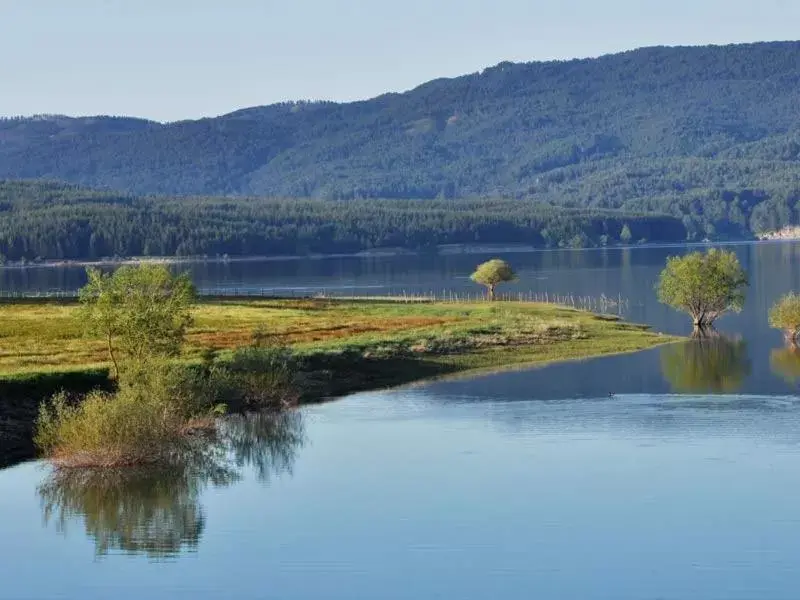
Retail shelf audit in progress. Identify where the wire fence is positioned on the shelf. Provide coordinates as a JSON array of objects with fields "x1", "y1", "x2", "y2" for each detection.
[{"x1": 0, "y1": 287, "x2": 629, "y2": 315}]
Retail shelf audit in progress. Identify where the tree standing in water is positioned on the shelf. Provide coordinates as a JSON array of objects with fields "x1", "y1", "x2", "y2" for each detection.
[
  {"x1": 656, "y1": 249, "x2": 748, "y2": 336},
  {"x1": 620, "y1": 223, "x2": 633, "y2": 245},
  {"x1": 470, "y1": 259, "x2": 517, "y2": 301},
  {"x1": 769, "y1": 292, "x2": 800, "y2": 346}
]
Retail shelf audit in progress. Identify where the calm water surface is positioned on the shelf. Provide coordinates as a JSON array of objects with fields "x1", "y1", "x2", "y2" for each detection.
[
  {"x1": 4, "y1": 242, "x2": 800, "y2": 599},
  {"x1": 3, "y1": 391, "x2": 800, "y2": 599}
]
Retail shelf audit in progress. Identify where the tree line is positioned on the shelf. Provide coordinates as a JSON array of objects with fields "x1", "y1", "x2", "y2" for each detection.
[{"x1": 0, "y1": 181, "x2": 685, "y2": 262}]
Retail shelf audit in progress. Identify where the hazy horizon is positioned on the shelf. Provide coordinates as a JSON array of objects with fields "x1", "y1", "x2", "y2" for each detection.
[{"x1": 2, "y1": 0, "x2": 800, "y2": 122}]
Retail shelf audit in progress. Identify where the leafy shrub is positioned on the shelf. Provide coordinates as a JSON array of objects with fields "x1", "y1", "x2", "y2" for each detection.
[
  {"x1": 769, "y1": 292, "x2": 800, "y2": 344},
  {"x1": 657, "y1": 249, "x2": 748, "y2": 330},
  {"x1": 34, "y1": 345, "x2": 299, "y2": 468},
  {"x1": 35, "y1": 361, "x2": 220, "y2": 467},
  {"x1": 208, "y1": 346, "x2": 298, "y2": 412}
]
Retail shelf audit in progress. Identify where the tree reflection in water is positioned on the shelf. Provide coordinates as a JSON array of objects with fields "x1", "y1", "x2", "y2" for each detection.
[
  {"x1": 38, "y1": 409, "x2": 305, "y2": 559},
  {"x1": 660, "y1": 336, "x2": 751, "y2": 394},
  {"x1": 770, "y1": 347, "x2": 800, "y2": 386},
  {"x1": 223, "y1": 410, "x2": 304, "y2": 483}
]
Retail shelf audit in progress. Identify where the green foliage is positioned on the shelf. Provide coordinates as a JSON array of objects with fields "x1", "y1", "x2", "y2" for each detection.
[
  {"x1": 656, "y1": 249, "x2": 748, "y2": 328},
  {"x1": 619, "y1": 224, "x2": 632, "y2": 244},
  {"x1": 205, "y1": 346, "x2": 298, "y2": 412},
  {"x1": 33, "y1": 347, "x2": 299, "y2": 467},
  {"x1": 768, "y1": 293, "x2": 800, "y2": 343},
  {"x1": 660, "y1": 338, "x2": 751, "y2": 393},
  {"x1": 470, "y1": 259, "x2": 517, "y2": 299},
  {"x1": 1, "y1": 44, "x2": 800, "y2": 243},
  {"x1": 6, "y1": 44, "x2": 800, "y2": 252},
  {"x1": 79, "y1": 264, "x2": 195, "y2": 375},
  {"x1": 34, "y1": 362, "x2": 201, "y2": 466},
  {"x1": 10, "y1": 298, "x2": 673, "y2": 468},
  {"x1": 0, "y1": 181, "x2": 685, "y2": 260},
  {"x1": 2, "y1": 42, "x2": 800, "y2": 204}
]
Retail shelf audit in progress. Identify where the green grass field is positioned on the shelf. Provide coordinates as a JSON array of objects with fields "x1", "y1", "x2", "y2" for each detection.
[
  {"x1": 0, "y1": 297, "x2": 675, "y2": 379},
  {"x1": 0, "y1": 297, "x2": 679, "y2": 467}
]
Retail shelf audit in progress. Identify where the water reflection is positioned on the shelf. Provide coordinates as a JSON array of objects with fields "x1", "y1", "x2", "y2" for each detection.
[
  {"x1": 660, "y1": 337, "x2": 751, "y2": 393},
  {"x1": 224, "y1": 410, "x2": 305, "y2": 483},
  {"x1": 38, "y1": 410, "x2": 305, "y2": 559},
  {"x1": 39, "y1": 463, "x2": 227, "y2": 559},
  {"x1": 771, "y1": 348, "x2": 800, "y2": 386}
]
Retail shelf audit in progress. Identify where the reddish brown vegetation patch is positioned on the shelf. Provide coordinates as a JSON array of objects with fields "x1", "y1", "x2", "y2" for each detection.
[
  {"x1": 188, "y1": 330, "x2": 254, "y2": 349},
  {"x1": 187, "y1": 317, "x2": 460, "y2": 349}
]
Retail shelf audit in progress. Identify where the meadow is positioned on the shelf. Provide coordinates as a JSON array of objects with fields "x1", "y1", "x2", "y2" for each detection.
[
  {"x1": 0, "y1": 297, "x2": 673, "y2": 379},
  {"x1": 0, "y1": 297, "x2": 677, "y2": 467}
]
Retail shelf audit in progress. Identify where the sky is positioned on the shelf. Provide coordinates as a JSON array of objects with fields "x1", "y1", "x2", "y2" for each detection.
[{"x1": 1, "y1": 0, "x2": 799, "y2": 122}]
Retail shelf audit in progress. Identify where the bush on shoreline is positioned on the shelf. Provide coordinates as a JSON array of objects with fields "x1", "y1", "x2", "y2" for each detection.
[
  {"x1": 35, "y1": 347, "x2": 298, "y2": 469},
  {"x1": 35, "y1": 362, "x2": 213, "y2": 468},
  {"x1": 207, "y1": 346, "x2": 298, "y2": 412}
]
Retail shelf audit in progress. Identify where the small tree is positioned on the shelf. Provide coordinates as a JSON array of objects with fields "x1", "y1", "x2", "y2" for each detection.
[
  {"x1": 769, "y1": 292, "x2": 800, "y2": 346},
  {"x1": 79, "y1": 265, "x2": 196, "y2": 378},
  {"x1": 470, "y1": 259, "x2": 517, "y2": 301},
  {"x1": 619, "y1": 223, "x2": 633, "y2": 244},
  {"x1": 656, "y1": 249, "x2": 748, "y2": 334}
]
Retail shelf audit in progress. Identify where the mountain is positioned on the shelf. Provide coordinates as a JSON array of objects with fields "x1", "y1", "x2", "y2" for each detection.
[{"x1": 3, "y1": 41, "x2": 800, "y2": 239}]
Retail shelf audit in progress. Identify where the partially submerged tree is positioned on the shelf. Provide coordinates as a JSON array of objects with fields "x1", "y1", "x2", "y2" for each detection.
[
  {"x1": 769, "y1": 292, "x2": 800, "y2": 346},
  {"x1": 79, "y1": 265, "x2": 196, "y2": 377},
  {"x1": 619, "y1": 223, "x2": 633, "y2": 244},
  {"x1": 656, "y1": 249, "x2": 748, "y2": 334},
  {"x1": 470, "y1": 259, "x2": 517, "y2": 300}
]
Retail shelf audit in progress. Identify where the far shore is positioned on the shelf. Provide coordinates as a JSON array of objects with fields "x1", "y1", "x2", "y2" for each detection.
[
  {"x1": 758, "y1": 227, "x2": 800, "y2": 242},
  {"x1": 2, "y1": 238, "x2": 793, "y2": 271}
]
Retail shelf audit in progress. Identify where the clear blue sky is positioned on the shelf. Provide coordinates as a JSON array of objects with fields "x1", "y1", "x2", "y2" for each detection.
[{"x1": 1, "y1": 0, "x2": 798, "y2": 122}]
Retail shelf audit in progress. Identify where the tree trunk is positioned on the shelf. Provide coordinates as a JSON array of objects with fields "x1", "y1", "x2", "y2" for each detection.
[
  {"x1": 487, "y1": 284, "x2": 496, "y2": 301},
  {"x1": 786, "y1": 328, "x2": 800, "y2": 348},
  {"x1": 692, "y1": 311, "x2": 717, "y2": 331},
  {"x1": 107, "y1": 332, "x2": 119, "y2": 380},
  {"x1": 691, "y1": 323, "x2": 719, "y2": 339}
]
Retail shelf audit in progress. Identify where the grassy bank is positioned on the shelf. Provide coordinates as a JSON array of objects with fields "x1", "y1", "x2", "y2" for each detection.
[{"x1": 0, "y1": 298, "x2": 677, "y2": 466}]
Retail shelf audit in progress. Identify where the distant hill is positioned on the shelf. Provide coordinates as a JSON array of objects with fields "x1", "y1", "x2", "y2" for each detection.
[{"x1": 3, "y1": 41, "x2": 800, "y2": 240}]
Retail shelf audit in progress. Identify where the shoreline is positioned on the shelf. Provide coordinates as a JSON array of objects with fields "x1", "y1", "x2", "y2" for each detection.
[
  {"x1": 758, "y1": 227, "x2": 800, "y2": 242},
  {"x1": 0, "y1": 337, "x2": 678, "y2": 470},
  {"x1": 2, "y1": 238, "x2": 792, "y2": 272},
  {"x1": 0, "y1": 297, "x2": 679, "y2": 469}
]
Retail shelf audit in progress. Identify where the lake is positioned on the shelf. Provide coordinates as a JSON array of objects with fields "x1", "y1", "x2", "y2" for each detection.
[{"x1": 3, "y1": 241, "x2": 800, "y2": 599}]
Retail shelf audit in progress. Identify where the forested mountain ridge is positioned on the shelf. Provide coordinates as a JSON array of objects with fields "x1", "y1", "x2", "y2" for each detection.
[
  {"x1": 1, "y1": 43, "x2": 800, "y2": 197},
  {"x1": 3, "y1": 42, "x2": 800, "y2": 241}
]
